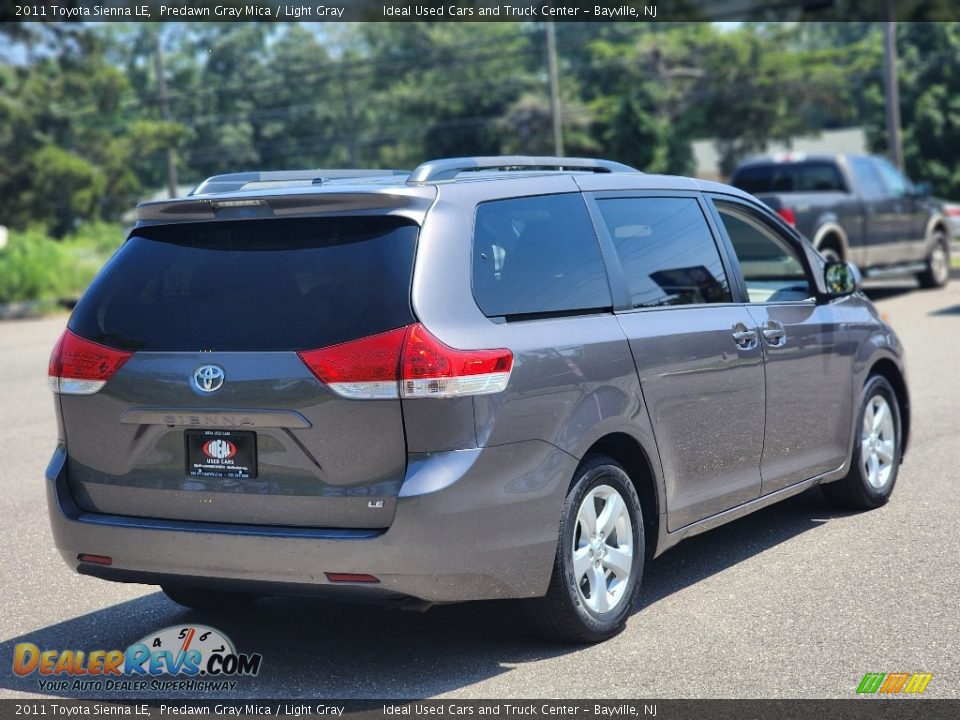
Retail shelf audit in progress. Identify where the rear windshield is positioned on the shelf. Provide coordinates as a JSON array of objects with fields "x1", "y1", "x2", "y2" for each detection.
[
  {"x1": 732, "y1": 162, "x2": 846, "y2": 194},
  {"x1": 69, "y1": 216, "x2": 418, "y2": 351}
]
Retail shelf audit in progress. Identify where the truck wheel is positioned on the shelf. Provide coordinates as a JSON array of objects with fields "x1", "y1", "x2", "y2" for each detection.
[
  {"x1": 821, "y1": 375, "x2": 901, "y2": 511},
  {"x1": 917, "y1": 230, "x2": 950, "y2": 289},
  {"x1": 818, "y1": 244, "x2": 843, "y2": 264},
  {"x1": 525, "y1": 455, "x2": 644, "y2": 644}
]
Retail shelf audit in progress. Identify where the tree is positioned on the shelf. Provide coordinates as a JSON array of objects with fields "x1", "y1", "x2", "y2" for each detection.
[
  {"x1": 356, "y1": 23, "x2": 538, "y2": 165},
  {"x1": 693, "y1": 25, "x2": 853, "y2": 177},
  {"x1": 4, "y1": 20, "x2": 954, "y2": 234},
  {"x1": 865, "y1": 22, "x2": 960, "y2": 196},
  {"x1": 573, "y1": 26, "x2": 699, "y2": 174},
  {"x1": 0, "y1": 26, "x2": 154, "y2": 233},
  {"x1": 174, "y1": 24, "x2": 271, "y2": 177}
]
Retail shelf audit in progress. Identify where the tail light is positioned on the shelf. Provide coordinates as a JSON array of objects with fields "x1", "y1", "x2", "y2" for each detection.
[
  {"x1": 401, "y1": 323, "x2": 513, "y2": 398},
  {"x1": 776, "y1": 207, "x2": 797, "y2": 226},
  {"x1": 297, "y1": 327, "x2": 407, "y2": 400},
  {"x1": 48, "y1": 329, "x2": 132, "y2": 395},
  {"x1": 298, "y1": 323, "x2": 513, "y2": 400},
  {"x1": 944, "y1": 206, "x2": 960, "y2": 217}
]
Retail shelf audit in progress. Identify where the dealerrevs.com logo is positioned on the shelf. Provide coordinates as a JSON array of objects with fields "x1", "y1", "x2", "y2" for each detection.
[{"x1": 13, "y1": 625, "x2": 262, "y2": 693}]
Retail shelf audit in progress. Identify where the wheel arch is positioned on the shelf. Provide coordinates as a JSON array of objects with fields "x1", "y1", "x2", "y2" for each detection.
[
  {"x1": 925, "y1": 214, "x2": 950, "y2": 248},
  {"x1": 868, "y1": 358, "x2": 910, "y2": 458},
  {"x1": 813, "y1": 221, "x2": 849, "y2": 260},
  {"x1": 581, "y1": 432, "x2": 661, "y2": 559}
]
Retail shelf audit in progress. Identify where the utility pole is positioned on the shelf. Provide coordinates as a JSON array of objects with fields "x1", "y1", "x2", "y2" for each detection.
[
  {"x1": 882, "y1": 5, "x2": 904, "y2": 171},
  {"x1": 545, "y1": 22, "x2": 564, "y2": 157},
  {"x1": 153, "y1": 30, "x2": 179, "y2": 198},
  {"x1": 341, "y1": 64, "x2": 358, "y2": 167}
]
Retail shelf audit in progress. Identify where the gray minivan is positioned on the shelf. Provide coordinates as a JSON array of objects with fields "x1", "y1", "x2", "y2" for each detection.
[{"x1": 46, "y1": 157, "x2": 909, "y2": 642}]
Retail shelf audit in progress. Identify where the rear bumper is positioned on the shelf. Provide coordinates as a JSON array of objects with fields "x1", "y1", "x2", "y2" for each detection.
[{"x1": 46, "y1": 441, "x2": 576, "y2": 603}]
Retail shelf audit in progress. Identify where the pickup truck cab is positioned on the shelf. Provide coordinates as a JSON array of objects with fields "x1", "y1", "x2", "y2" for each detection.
[{"x1": 731, "y1": 153, "x2": 950, "y2": 288}]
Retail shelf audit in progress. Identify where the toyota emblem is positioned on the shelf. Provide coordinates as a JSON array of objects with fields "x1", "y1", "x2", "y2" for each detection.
[{"x1": 193, "y1": 365, "x2": 225, "y2": 393}]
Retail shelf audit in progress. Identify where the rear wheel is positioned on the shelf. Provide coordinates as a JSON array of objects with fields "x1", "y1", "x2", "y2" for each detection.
[
  {"x1": 917, "y1": 230, "x2": 950, "y2": 288},
  {"x1": 818, "y1": 242, "x2": 843, "y2": 264},
  {"x1": 162, "y1": 584, "x2": 255, "y2": 612},
  {"x1": 525, "y1": 455, "x2": 644, "y2": 643},
  {"x1": 821, "y1": 375, "x2": 901, "y2": 511}
]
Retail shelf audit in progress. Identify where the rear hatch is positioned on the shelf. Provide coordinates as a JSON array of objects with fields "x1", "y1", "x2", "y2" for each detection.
[{"x1": 56, "y1": 215, "x2": 418, "y2": 528}]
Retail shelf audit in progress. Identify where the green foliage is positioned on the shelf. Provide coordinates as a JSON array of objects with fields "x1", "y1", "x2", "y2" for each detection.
[
  {"x1": 0, "y1": 223, "x2": 124, "y2": 304},
  {"x1": 355, "y1": 23, "x2": 538, "y2": 165},
  {"x1": 0, "y1": 227, "x2": 66, "y2": 304},
  {"x1": 2, "y1": 20, "x2": 960, "y2": 257},
  {"x1": 25, "y1": 146, "x2": 106, "y2": 237},
  {"x1": 864, "y1": 23, "x2": 960, "y2": 197},
  {"x1": 0, "y1": 27, "x2": 187, "y2": 236},
  {"x1": 605, "y1": 89, "x2": 673, "y2": 173}
]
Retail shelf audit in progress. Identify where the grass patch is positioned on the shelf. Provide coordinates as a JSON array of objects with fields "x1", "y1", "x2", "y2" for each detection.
[{"x1": 0, "y1": 222, "x2": 125, "y2": 305}]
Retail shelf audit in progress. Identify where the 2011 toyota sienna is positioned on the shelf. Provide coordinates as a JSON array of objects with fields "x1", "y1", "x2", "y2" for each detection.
[{"x1": 46, "y1": 157, "x2": 909, "y2": 642}]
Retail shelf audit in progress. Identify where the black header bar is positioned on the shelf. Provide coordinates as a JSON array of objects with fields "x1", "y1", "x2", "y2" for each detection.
[
  {"x1": 2, "y1": 0, "x2": 959, "y2": 23},
  {"x1": 0, "y1": 700, "x2": 959, "y2": 720}
]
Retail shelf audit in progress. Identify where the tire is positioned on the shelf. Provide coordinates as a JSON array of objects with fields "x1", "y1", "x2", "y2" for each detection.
[
  {"x1": 525, "y1": 455, "x2": 644, "y2": 643},
  {"x1": 818, "y1": 244, "x2": 843, "y2": 264},
  {"x1": 162, "y1": 584, "x2": 255, "y2": 612},
  {"x1": 821, "y1": 375, "x2": 902, "y2": 511},
  {"x1": 917, "y1": 230, "x2": 950, "y2": 289}
]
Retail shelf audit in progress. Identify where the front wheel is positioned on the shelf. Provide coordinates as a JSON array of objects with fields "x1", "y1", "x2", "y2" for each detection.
[
  {"x1": 525, "y1": 455, "x2": 644, "y2": 643},
  {"x1": 821, "y1": 375, "x2": 902, "y2": 511},
  {"x1": 917, "y1": 231, "x2": 950, "y2": 288}
]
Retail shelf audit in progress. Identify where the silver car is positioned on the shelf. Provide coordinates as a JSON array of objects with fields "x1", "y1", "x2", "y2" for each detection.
[{"x1": 46, "y1": 156, "x2": 909, "y2": 643}]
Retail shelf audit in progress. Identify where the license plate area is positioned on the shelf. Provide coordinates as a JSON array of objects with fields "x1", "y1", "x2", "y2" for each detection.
[{"x1": 185, "y1": 430, "x2": 257, "y2": 479}]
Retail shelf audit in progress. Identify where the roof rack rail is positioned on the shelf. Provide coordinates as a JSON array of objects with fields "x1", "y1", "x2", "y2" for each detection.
[
  {"x1": 191, "y1": 169, "x2": 408, "y2": 195},
  {"x1": 407, "y1": 156, "x2": 640, "y2": 183}
]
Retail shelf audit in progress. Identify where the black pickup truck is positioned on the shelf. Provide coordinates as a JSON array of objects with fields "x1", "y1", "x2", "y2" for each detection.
[{"x1": 731, "y1": 153, "x2": 951, "y2": 288}]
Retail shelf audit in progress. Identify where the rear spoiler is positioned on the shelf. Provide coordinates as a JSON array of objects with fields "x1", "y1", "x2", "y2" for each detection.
[{"x1": 135, "y1": 188, "x2": 436, "y2": 224}]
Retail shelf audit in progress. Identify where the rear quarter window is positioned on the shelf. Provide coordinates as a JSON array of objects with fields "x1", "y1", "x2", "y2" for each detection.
[
  {"x1": 472, "y1": 193, "x2": 612, "y2": 318},
  {"x1": 69, "y1": 216, "x2": 418, "y2": 351}
]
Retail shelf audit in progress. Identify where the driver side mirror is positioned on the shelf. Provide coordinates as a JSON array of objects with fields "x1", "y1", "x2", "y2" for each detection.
[{"x1": 824, "y1": 261, "x2": 862, "y2": 297}]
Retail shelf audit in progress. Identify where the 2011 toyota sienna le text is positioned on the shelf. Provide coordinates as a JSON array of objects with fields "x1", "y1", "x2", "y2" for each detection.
[{"x1": 46, "y1": 157, "x2": 909, "y2": 642}]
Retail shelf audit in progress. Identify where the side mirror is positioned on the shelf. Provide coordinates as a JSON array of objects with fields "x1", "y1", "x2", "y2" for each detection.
[
  {"x1": 911, "y1": 181, "x2": 931, "y2": 198},
  {"x1": 824, "y1": 261, "x2": 862, "y2": 297}
]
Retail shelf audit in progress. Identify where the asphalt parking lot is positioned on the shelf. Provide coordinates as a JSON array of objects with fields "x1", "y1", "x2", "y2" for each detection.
[{"x1": 1, "y1": 279, "x2": 958, "y2": 700}]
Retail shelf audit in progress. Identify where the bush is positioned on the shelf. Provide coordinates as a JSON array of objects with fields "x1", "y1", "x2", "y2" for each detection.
[{"x1": 0, "y1": 223, "x2": 125, "y2": 305}]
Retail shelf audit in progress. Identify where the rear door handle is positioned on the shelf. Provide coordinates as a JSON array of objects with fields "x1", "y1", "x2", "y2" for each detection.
[
  {"x1": 732, "y1": 325, "x2": 757, "y2": 349},
  {"x1": 762, "y1": 321, "x2": 786, "y2": 346}
]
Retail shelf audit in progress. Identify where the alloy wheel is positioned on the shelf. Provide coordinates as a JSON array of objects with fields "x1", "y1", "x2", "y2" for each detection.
[
  {"x1": 861, "y1": 395, "x2": 896, "y2": 490},
  {"x1": 572, "y1": 484, "x2": 634, "y2": 614},
  {"x1": 930, "y1": 242, "x2": 949, "y2": 286}
]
